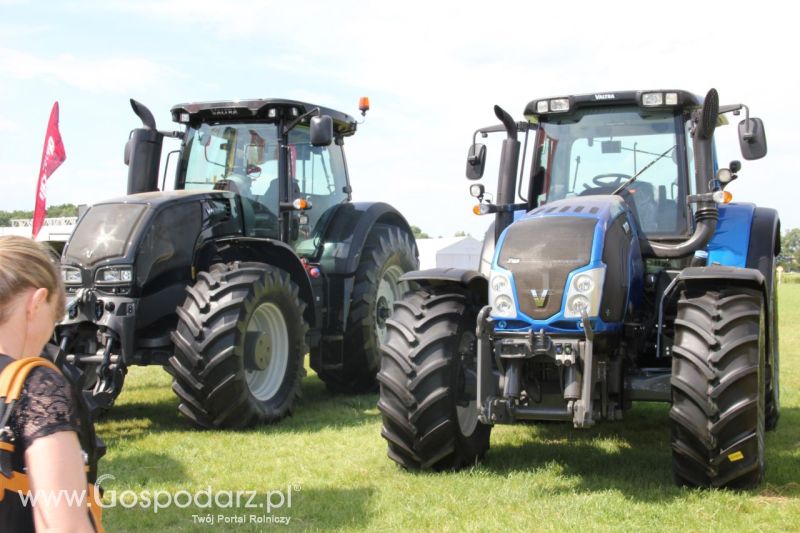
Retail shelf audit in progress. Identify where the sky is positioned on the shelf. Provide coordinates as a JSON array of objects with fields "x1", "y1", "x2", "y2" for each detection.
[{"x1": 1, "y1": 0, "x2": 797, "y2": 239}]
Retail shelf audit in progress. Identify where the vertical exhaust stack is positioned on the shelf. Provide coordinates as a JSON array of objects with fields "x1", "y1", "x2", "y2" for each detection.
[
  {"x1": 494, "y1": 105, "x2": 521, "y2": 243},
  {"x1": 125, "y1": 99, "x2": 163, "y2": 195},
  {"x1": 645, "y1": 88, "x2": 720, "y2": 258}
]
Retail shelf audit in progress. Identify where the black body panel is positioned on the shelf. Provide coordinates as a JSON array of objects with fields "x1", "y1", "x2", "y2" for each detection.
[{"x1": 601, "y1": 214, "x2": 632, "y2": 321}]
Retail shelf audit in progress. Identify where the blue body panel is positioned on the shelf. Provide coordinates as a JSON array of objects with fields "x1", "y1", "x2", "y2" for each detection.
[
  {"x1": 491, "y1": 196, "x2": 644, "y2": 334},
  {"x1": 706, "y1": 203, "x2": 755, "y2": 267}
]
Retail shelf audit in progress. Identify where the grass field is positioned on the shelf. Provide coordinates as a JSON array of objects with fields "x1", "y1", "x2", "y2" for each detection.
[{"x1": 95, "y1": 285, "x2": 800, "y2": 532}]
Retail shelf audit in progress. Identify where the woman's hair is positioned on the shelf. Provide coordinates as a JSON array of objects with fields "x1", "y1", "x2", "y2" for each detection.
[{"x1": 0, "y1": 236, "x2": 65, "y2": 325}]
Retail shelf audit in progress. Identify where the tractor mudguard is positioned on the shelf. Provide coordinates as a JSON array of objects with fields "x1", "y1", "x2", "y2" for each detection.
[
  {"x1": 707, "y1": 203, "x2": 754, "y2": 267},
  {"x1": 317, "y1": 202, "x2": 414, "y2": 275},
  {"x1": 204, "y1": 236, "x2": 318, "y2": 328},
  {"x1": 746, "y1": 207, "x2": 780, "y2": 289},
  {"x1": 675, "y1": 265, "x2": 765, "y2": 293},
  {"x1": 400, "y1": 268, "x2": 488, "y2": 297}
]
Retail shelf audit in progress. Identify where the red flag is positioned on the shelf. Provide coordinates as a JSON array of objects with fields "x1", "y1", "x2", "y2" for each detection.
[{"x1": 32, "y1": 102, "x2": 67, "y2": 238}]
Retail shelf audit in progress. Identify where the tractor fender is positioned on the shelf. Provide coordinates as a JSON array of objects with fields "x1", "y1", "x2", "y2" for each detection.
[
  {"x1": 195, "y1": 236, "x2": 317, "y2": 328},
  {"x1": 318, "y1": 202, "x2": 415, "y2": 275},
  {"x1": 675, "y1": 265, "x2": 765, "y2": 297},
  {"x1": 746, "y1": 207, "x2": 780, "y2": 291},
  {"x1": 400, "y1": 268, "x2": 488, "y2": 305}
]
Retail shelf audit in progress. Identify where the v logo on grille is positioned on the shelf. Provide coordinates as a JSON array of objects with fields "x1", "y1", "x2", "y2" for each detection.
[{"x1": 530, "y1": 289, "x2": 549, "y2": 307}]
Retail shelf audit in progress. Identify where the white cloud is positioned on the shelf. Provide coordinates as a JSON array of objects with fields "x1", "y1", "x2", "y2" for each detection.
[
  {"x1": 0, "y1": 114, "x2": 17, "y2": 131},
  {"x1": 0, "y1": 47, "x2": 173, "y2": 93}
]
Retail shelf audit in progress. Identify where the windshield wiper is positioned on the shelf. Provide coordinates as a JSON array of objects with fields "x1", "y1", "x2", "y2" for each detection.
[{"x1": 611, "y1": 145, "x2": 676, "y2": 195}]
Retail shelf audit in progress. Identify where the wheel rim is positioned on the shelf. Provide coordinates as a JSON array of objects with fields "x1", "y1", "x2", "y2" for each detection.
[
  {"x1": 456, "y1": 331, "x2": 479, "y2": 436},
  {"x1": 244, "y1": 302, "x2": 289, "y2": 402},
  {"x1": 375, "y1": 264, "x2": 405, "y2": 341}
]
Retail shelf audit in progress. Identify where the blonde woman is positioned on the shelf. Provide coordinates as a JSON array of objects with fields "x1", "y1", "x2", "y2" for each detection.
[{"x1": 0, "y1": 235, "x2": 96, "y2": 532}]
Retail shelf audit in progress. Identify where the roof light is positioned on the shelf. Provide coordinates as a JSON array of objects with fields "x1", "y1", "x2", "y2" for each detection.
[
  {"x1": 179, "y1": 113, "x2": 190, "y2": 123},
  {"x1": 549, "y1": 98, "x2": 570, "y2": 112},
  {"x1": 291, "y1": 107, "x2": 299, "y2": 117},
  {"x1": 536, "y1": 101, "x2": 549, "y2": 113},
  {"x1": 267, "y1": 108, "x2": 277, "y2": 118},
  {"x1": 359, "y1": 96, "x2": 370, "y2": 115},
  {"x1": 642, "y1": 92, "x2": 664, "y2": 106},
  {"x1": 665, "y1": 92, "x2": 678, "y2": 105}
]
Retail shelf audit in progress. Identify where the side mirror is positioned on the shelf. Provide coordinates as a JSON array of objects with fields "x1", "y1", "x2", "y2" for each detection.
[
  {"x1": 466, "y1": 143, "x2": 486, "y2": 180},
  {"x1": 310, "y1": 115, "x2": 333, "y2": 147},
  {"x1": 739, "y1": 118, "x2": 767, "y2": 160}
]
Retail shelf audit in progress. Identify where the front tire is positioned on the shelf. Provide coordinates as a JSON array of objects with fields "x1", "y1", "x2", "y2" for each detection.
[
  {"x1": 670, "y1": 288, "x2": 765, "y2": 488},
  {"x1": 169, "y1": 262, "x2": 308, "y2": 428},
  {"x1": 378, "y1": 288, "x2": 490, "y2": 470}
]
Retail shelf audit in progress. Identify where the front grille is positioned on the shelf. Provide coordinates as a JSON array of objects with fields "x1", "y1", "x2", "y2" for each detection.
[{"x1": 498, "y1": 216, "x2": 596, "y2": 319}]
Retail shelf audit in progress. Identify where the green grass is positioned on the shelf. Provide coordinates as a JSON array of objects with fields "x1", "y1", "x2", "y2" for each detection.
[{"x1": 96, "y1": 286, "x2": 800, "y2": 532}]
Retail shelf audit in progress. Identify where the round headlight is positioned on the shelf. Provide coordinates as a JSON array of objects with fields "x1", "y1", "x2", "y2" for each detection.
[
  {"x1": 494, "y1": 295, "x2": 514, "y2": 315},
  {"x1": 574, "y1": 274, "x2": 593, "y2": 293},
  {"x1": 469, "y1": 184, "x2": 484, "y2": 198},
  {"x1": 568, "y1": 295, "x2": 590, "y2": 315},
  {"x1": 491, "y1": 275, "x2": 509, "y2": 292}
]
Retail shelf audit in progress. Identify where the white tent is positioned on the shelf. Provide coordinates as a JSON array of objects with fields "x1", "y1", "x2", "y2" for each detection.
[{"x1": 416, "y1": 236, "x2": 482, "y2": 270}]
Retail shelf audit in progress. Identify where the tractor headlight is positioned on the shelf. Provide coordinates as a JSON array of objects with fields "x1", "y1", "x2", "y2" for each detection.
[
  {"x1": 491, "y1": 275, "x2": 509, "y2": 292},
  {"x1": 494, "y1": 295, "x2": 514, "y2": 315},
  {"x1": 564, "y1": 267, "x2": 605, "y2": 319},
  {"x1": 61, "y1": 266, "x2": 82, "y2": 285},
  {"x1": 95, "y1": 265, "x2": 133, "y2": 285},
  {"x1": 574, "y1": 274, "x2": 593, "y2": 293},
  {"x1": 489, "y1": 270, "x2": 517, "y2": 319},
  {"x1": 568, "y1": 295, "x2": 590, "y2": 315}
]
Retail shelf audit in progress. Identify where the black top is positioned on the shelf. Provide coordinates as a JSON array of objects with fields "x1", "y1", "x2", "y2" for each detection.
[{"x1": 0, "y1": 353, "x2": 80, "y2": 533}]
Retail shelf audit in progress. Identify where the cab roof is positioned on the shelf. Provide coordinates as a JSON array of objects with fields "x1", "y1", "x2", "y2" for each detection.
[
  {"x1": 170, "y1": 99, "x2": 358, "y2": 136},
  {"x1": 524, "y1": 90, "x2": 703, "y2": 121}
]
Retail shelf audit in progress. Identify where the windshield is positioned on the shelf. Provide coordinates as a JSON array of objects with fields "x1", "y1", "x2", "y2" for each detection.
[
  {"x1": 181, "y1": 122, "x2": 281, "y2": 195},
  {"x1": 534, "y1": 107, "x2": 689, "y2": 235},
  {"x1": 178, "y1": 121, "x2": 349, "y2": 250}
]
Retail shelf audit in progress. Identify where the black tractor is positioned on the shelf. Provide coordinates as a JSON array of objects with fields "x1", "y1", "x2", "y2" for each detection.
[
  {"x1": 378, "y1": 88, "x2": 779, "y2": 488},
  {"x1": 57, "y1": 97, "x2": 418, "y2": 428}
]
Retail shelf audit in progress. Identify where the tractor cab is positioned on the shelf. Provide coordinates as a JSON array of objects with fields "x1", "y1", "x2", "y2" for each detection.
[
  {"x1": 169, "y1": 99, "x2": 356, "y2": 254},
  {"x1": 524, "y1": 91, "x2": 700, "y2": 238}
]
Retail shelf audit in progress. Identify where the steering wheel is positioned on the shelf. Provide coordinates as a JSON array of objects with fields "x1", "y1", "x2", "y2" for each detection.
[{"x1": 587, "y1": 173, "x2": 632, "y2": 189}]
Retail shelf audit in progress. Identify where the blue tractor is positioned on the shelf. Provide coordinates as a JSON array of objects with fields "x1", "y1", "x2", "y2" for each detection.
[{"x1": 377, "y1": 89, "x2": 778, "y2": 488}]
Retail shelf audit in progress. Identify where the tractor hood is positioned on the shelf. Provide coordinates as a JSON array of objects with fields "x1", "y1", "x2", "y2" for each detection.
[
  {"x1": 490, "y1": 195, "x2": 644, "y2": 331},
  {"x1": 62, "y1": 190, "x2": 242, "y2": 305}
]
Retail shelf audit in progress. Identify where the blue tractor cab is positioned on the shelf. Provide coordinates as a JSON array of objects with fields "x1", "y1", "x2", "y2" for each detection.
[{"x1": 378, "y1": 89, "x2": 779, "y2": 488}]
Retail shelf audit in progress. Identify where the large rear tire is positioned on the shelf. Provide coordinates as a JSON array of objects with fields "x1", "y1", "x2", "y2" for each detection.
[
  {"x1": 670, "y1": 288, "x2": 765, "y2": 488},
  {"x1": 378, "y1": 288, "x2": 490, "y2": 470},
  {"x1": 169, "y1": 262, "x2": 308, "y2": 428},
  {"x1": 316, "y1": 224, "x2": 417, "y2": 393}
]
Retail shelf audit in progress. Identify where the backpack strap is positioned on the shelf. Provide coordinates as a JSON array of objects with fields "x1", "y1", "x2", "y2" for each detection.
[
  {"x1": 0, "y1": 357, "x2": 105, "y2": 532},
  {"x1": 0, "y1": 357, "x2": 61, "y2": 476}
]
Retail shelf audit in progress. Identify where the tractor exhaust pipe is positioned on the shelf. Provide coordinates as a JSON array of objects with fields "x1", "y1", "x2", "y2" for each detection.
[
  {"x1": 494, "y1": 105, "x2": 521, "y2": 243},
  {"x1": 124, "y1": 99, "x2": 163, "y2": 195},
  {"x1": 644, "y1": 89, "x2": 720, "y2": 259}
]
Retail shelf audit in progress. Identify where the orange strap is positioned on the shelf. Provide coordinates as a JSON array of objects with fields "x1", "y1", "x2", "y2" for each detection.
[
  {"x1": 0, "y1": 358, "x2": 104, "y2": 532},
  {"x1": 1, "y1": 471, "x2": 104, "y2": 533},
  {"x1": 0, "y1": 357, "x2": 60, "y2": 403}
]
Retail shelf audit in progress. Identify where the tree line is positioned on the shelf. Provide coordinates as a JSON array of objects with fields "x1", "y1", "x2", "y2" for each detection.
[{"x1": 0, "y1": 203, "x2": 79, "y2": 227}]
